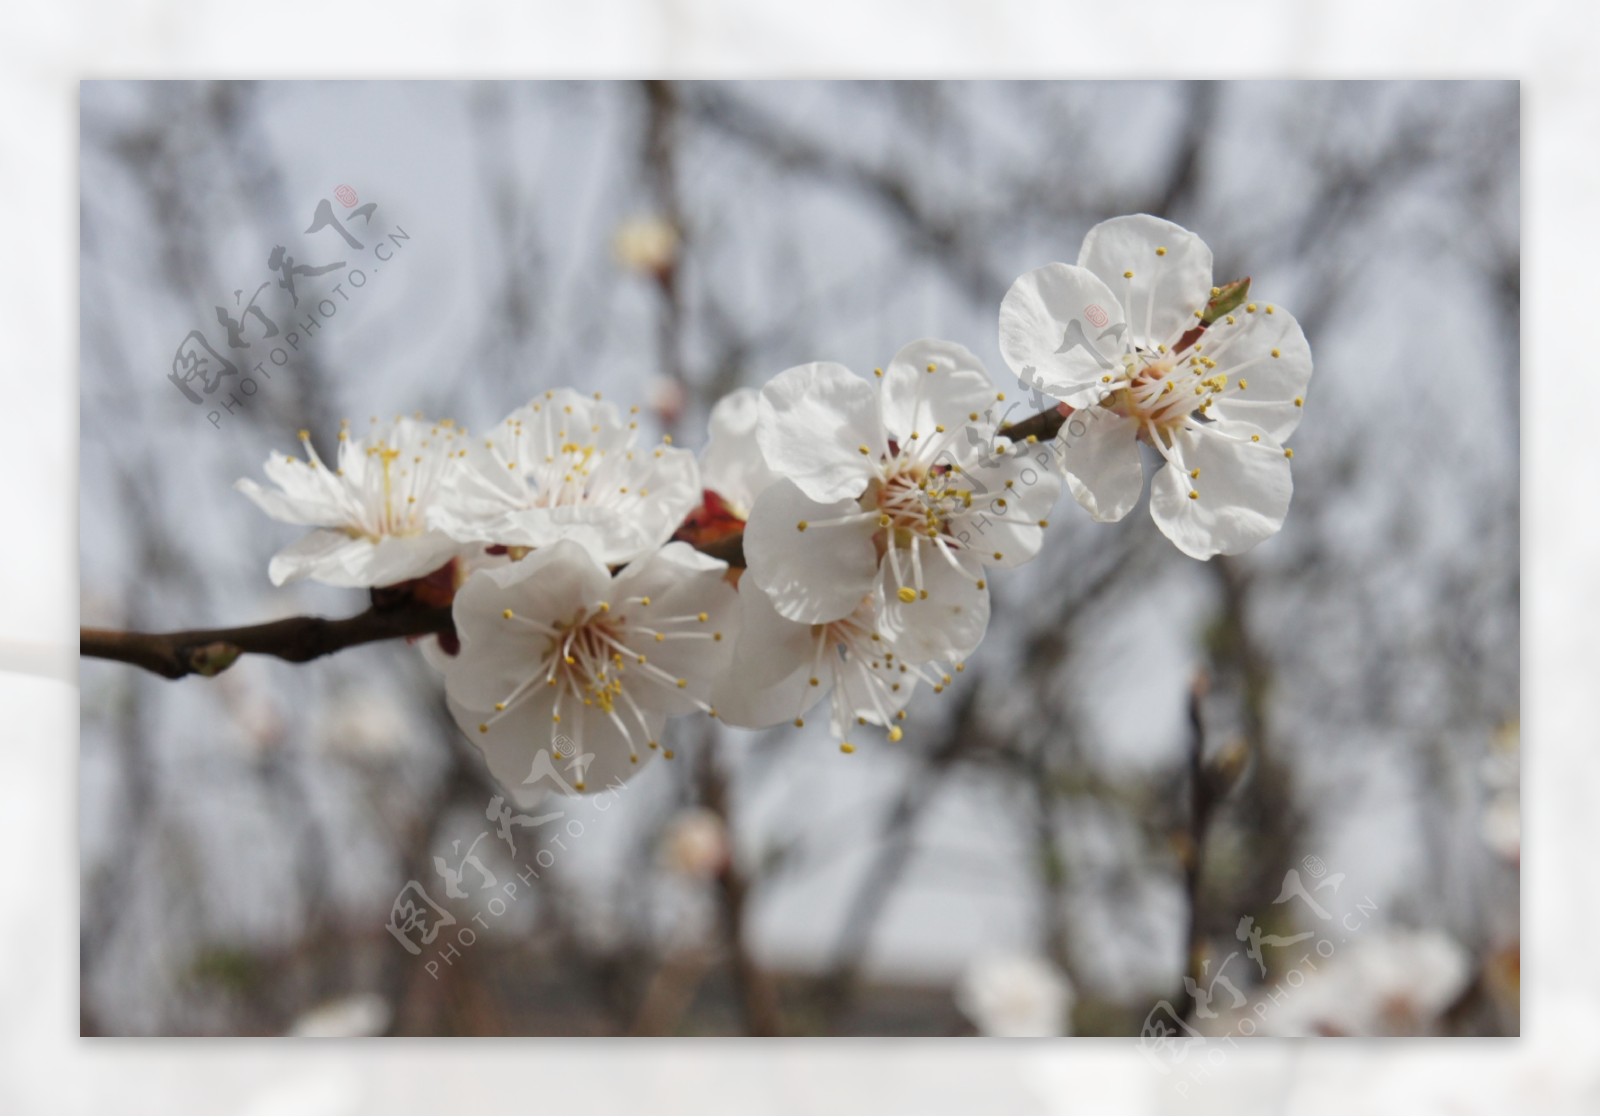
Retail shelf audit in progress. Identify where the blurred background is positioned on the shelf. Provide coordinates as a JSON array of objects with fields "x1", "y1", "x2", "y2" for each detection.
[{"x1": 78, "y1": 80, "x2": 1519, "y2": 1038}]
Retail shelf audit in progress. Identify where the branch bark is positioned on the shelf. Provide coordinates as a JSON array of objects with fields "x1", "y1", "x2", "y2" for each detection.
[{"x1": 80, "y1": 602, "x2": 453, "y2": 680}]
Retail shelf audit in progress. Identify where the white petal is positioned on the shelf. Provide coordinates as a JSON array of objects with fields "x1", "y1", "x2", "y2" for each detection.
[
  {"x1": 1054, "y1": 410, "x2": 1146, "y2": 523},
  {"x1": 998, "y1": 264, "x2": 1128, "y2": 409},
  {"x1": 724, "y1": 579, "x2": 823, "y2": 692},
  {"x1": 1202, "y1": 305, "x2": 1313, "y2": 442},
  {"x1": 555, "y1": 700, "x2": 663, "y2": 793},
  {"x1": 265, "y1": 530, "x2": 370, "y2": 587},
  {"x1": 616, "y1": 537, "x2": 730, "y2": 585},
  {"x1": 267, "y1": 526, "x2": 456, "y2": 588},
  {"x1": 360, "y1": 533, "x2": 462, "y2": 588},
  {"x1": 828, "y1": 652, "x2": 915, "y2": 739},
  {"x1": 438, "y1": 503, "x2": 609, "y2": 558},
  {"x1": 415, "y1": 634, "x2": 456, "y2": 676},
  {"x1": 701, "y1": 388, "x2": 782, "y2": 517},
  {"x1": 952, "y1": 437, "x2": 1065, "y2": 566},
  {"x1": 434, "y1": 433, "x2": 526, "y2": 523},
  {"x1": 431, "y1": 399, "x2": 699, "y2": 566},
  {"x1": 1149, "y1": 421, "x2": 1293, "y2": 560},
  {"x1": 879, "y1": 339, "x2": 998, "y2": 448},
  {"x1": 744, "y1": 480, "x2": 878, "y2": 623},
  {"x1": 445, "y1": 541, "x2": 609, "y2": 711},
  {"x1": 715, "y1": 657, "x2": 816, "y2": 730},
  {"x1": 757, "y1": 362, "x2": 884, "y2": 503},
  {"x1": 450, "y1": 691, "x2": 659, "y2": 802},
  {"x1": 876, "y1": 546, "x2": 990, "y2": 663},
  {"x1": 585, "y1": 442, "x2": 703, "y2": 559},
  {"x1": 262, "y1": 449, "x2": 348, "y2": 512},
  {"x1": 447, "y1": 689, "x2": 560, "y2": 803},
  {"x1": 235, "y1": 474, "x2": 338, "y2": 526},
  {"x1": 612, "y1": 542, "x2": 739, "y2": 715},
  {"x1": 509, "y1": 390, "x2": 632, "y2": 466},
  {"x1": 634, "y1": 443, "x2": 706, "y2": 519},
  {"x1": 1077, "y1": 214, "x2": 1213, "y2": 351}
]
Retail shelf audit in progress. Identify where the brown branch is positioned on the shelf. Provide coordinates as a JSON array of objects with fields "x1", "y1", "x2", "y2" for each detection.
[
  {"x1": 1171, "y1": 672, "x2": 1214, "y2": 1022},
  {"x1": 80, "y1": 602, "x2": 453, "y2": 680},
  {"x1": 1171, "y1": 668, "x2": 1249, "y2": 1023},
  {"x1": 700, "y1": 728, "x2": 786, "y2": 1036},
  {"x1": 999, "y1": 405, "x2": 1069, "y2": 445}
]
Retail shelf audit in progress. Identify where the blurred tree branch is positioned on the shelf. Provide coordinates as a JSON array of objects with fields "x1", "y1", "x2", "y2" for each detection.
[{"x1": 1170, "y1": 670, "x2": 1236, "y2": 1022}]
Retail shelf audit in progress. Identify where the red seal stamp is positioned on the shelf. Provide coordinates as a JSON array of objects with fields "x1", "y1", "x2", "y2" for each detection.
[
  {"x1": 334, "y1": 184, "x2": 359, "y2": 208},
  {"x1": 1084, "y1": 304, "x2": 1109, "y2": 329}
]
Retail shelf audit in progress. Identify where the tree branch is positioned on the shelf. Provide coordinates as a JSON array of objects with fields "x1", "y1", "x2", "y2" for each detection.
[
  {"x1": 80, "y1": 602, "x2": 453, "y2": 680},
  {"x1": 1172, "y1": 671, "x2": 1214, "y2": 1022}
]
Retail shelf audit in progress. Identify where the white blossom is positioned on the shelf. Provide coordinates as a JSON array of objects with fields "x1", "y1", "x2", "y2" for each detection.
[
  {"x1": 236, "y1": 416, "x2": 468, "y2": 587},
  {"x1": 743, "y1": 340, "x2": 1060, "y2": 664},
  {"x1": 444, "y1": 540, "x2": 738, "y2": 796},
  {"x1": 999, "y1": 214, "x2": 1311, "y2": 559},
  {"x1": 713, "y1": 580, "x2": 945, "y2": 752},
  {"x1": 955, "y1": 953, "x2": 1075, "y2": 1037},
  {"x1": 432, "y1": 388, "x2": 700, "y2": 567},
  {"x1": 1264, "y1": 927, "x2": 1472, "y2": 1036}
]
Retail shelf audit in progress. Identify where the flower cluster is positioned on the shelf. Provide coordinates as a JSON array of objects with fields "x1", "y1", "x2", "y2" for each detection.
[
  {"x1": 235, "y1": 393, "x2": 700, "y2": 587},
  {"x1": 730, "y1": 340, "x2": 1061, "y2": 750},
  {"x1": 237, "y1": 215, "x2": 1312, "y2": 797},
  {"x1": 1000, "y1": 214, "x2": 1312, "y2": 559}
]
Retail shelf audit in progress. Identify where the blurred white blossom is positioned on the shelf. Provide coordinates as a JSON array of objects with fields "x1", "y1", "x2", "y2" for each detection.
[
  {"x1": 647, "y1": 376, "x2": 688, "y2": 427},
  {"x1": 286, "y1": 992, "x2": 392, "y2": 1037},
  {"x1": 612, "y1": 214, "x2": 678, "y2": 278},
  {"x1": 320, "y1": 684, "x2": 413, "y2": 760},
  {"x1": 955, "y1": 953, "x2": 1075, "y2": 1037},
  {"x1": 1264, "y1": 927, "x2": 1472, "y2": 1036},
  {"x1": 661, "y1": 807, "x2": 731, "y2": 879},
  {"x1": 1480, "y1": 721, "x2": 1521, "y2": 863}
]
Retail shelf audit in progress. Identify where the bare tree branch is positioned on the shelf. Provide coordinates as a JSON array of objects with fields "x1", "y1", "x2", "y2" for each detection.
[{"x1": 80, "y1": 602, "x2": 453, "y2": 680}]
